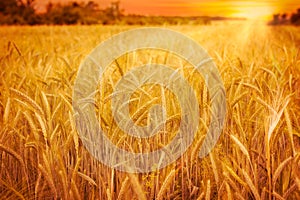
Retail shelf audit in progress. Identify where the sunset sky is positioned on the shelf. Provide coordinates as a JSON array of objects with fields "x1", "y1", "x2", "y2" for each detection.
[{"x1": 35, "y1": 0, "x2": 300, "y2": 19}]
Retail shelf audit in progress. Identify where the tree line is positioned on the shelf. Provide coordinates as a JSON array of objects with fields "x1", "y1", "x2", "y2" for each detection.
[
  {"x1": 270, "y1": 8, "x2": 300, "y2": 25},
  {"x1": 0, "y1": 0, "x2": 213, "y2": 25},
  {"x1": 0, "y1": 0, "x2": 124, "y2": 25}
]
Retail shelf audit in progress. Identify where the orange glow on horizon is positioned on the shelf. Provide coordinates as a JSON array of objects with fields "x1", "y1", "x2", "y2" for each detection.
[{"x1": 36, "y1": 0, "x2": 300, "y2": 19}]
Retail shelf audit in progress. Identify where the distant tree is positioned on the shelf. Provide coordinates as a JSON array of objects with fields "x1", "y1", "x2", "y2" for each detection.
[
  {"x1": 64, "y1": 3, "x2": 83, "y2": 24},
  {"x1": 46, "y1": 2, "x2": 53, "y2": 13},
  {"x1": 291, "y1": 8, "x2": 300, "y2": 25},
  {"x1": 272, "y1": 14, "x2": 280, "y2": 25},
  {"x1": 72, "y1": 2, "x2": 80, "y2": 8},
  {"x1": 85, "y1": 1, "x2": 99, "y2": 11},
  {"x1": 0, "y1": 0, "x2": 20, "y2": 16},
  {"x1": 82, "y1": 1, "x2": 100, "y2": 24},
  {"x1": 43, "y1": 1, "x2": 102, "y2": 25},
  {"x1": 45, "y1": 3, "x2": 82, "y2": 25},
  {"x1": 104, "y1": 1, "x2": 123, "y2": 21},
  {"x1": 0, "y1": 0, "x2": 38, "y2": 24},
  {"x1": 20, "y1": 0, "x2": 35, "y2": 7}
]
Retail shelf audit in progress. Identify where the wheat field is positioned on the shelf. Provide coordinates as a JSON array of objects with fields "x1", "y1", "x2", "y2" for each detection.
[{"x1": 0, "y1": 21, "x2": 300, "y2": 199}]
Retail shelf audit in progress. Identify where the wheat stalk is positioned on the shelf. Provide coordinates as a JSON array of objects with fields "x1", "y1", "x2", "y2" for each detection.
[
  {"x1": 225, "y1": 182, "x2": 232, "y2": 200},
  {"x1": 205, "y1": 179, "x2": 211, "y2": 200},
  {"x1": 157, "y1": 169, "x2": 176, "y2": 200},
  {"x1": 38, "y1": 164, "x2": 57, "y2": 199},
  {"x1": 242, "y1": 169, "x2": 260, "y2": 200},
  {"x1": 284, "y1": 108, "x2": 296, "y2": 156},
  {"x1": 0, "y1": 177, "x2": 26, "y2": 200},
  {"x1": 117, "y1": 176, "x2": 129, "y2": 200},
  {"x1": 128, "y1": 173, "x2": 147, "y2": 200},
  {"x1": 196, "y1": 192, "x2": 205, "y2": 200},
  {"x1": 3, "y1": 97, "x2": 11, "y2": 124},
  {"x1": 272, "y1": 156, "x2": 293, "y2": 188},
  {"x1": 209, "y1": 152, "x2": 219, "y2": 186},
  {"x1": 10, "y1": 88, "x2": 44, "y2": 116},
  {"x1": 71, "y1": 179, "x2": 81, "y2": 200},
  {"x1": 224, "y1": 164, "x2": 247, "y2": 187},
  {"x1": 77, "y1": 171, "x2": 97, "y2": 186},
  {"x1": 106, "y1": 188, "x2": 112, "y2": 200},
  {"x1": 34, "y1": 172, "x2": 42, "y2": 200}
]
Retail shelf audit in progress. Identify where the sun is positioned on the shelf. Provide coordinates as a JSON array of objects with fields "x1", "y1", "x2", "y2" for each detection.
[{"x1": 229, "y1": 3, "x2": 276, "y2": 20}]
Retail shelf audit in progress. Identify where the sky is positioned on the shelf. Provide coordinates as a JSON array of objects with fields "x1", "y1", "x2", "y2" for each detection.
[{"x1": 35, "y1": 0, "x2": 300, "y2": 19}]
